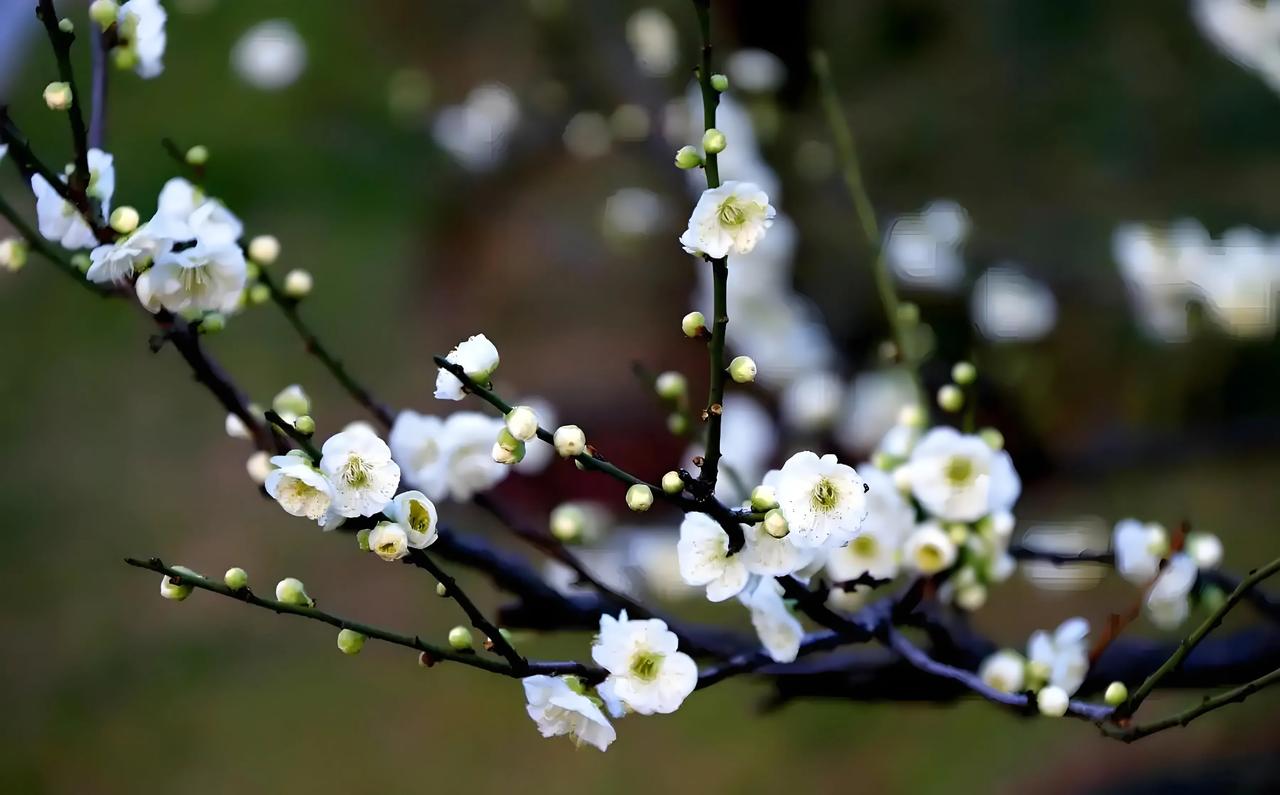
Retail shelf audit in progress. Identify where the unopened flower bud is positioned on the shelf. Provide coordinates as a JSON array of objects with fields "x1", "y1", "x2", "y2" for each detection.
[
  {"x1": 248, "y1": 234, "x2": 280, "y2": 265},
  {"x1": 1185, "y1": 532, "x2": 1223, "y2": 570},
  {"x1": 979, "y1": 427, "x2": 1004, "y2": 451},
  {"x1": 199, "y1": 313, "x2": 226, "y2": 334},
  {"x1": 44, "y1": 82, "x2": 73, "y2": 111},
  {"x1": 448, "y1": 625, "x2": 474, "y2": 651},
  {"x1": 492, "y1": 438, "x2": 525, "y2": 465},
  {"x1": 674, "y1": 145, "x2": 702, "y2": 170},
  {"x1": 283, "y1": 268, "x2": 313, "y2": 298},
  {"x1": 292, "y1": 415, "x2": 315, "y2": 435},
  {"x1": 681, "y1": 310, "x2": 706, "y2": 338},
  {"x1": 109, "y1": 206, "x2": 139, "y2": 234},
  {"x1": 654, "y1": 371, "x2": 687, "y2": 400},
  {"x1": 1104, "y1": 681, "x2": 1128, "y2": 706},
  {"x1": 626, "y1": 483, "x2": 654, "y2": 512},
  {"x1": 89, "y1": 0, "x2": 119, "y2": 30},
  {"x1": 728, "y1": 355, "x2": 757, "y2": 384},
  {"x1": 955, "y1": 583, "x2": 987, "y2": 611},
  {"x1": 549, "y1": 503, "x2": 586, "y2": 543},
  {"x1": 553, "y1": 424, "x2": 586, "y2": 457},
  {"x1": 245, "y1": 451, "x2": 271, "y2": 484},
  {"x1": 947, "y1": 523, "x2": 968, "y2": 545},
  {"x1": 937, "y1": 384, "x2": 964, "y2": 413},
  {"x1": 750, "y1": 485, "x2": 777, "y2": 512},
  {"x1": 275, "y1": 577, "x2": 313, "y2": 607},
  {"x1": 224, "y1": 567, "x2": 248, "y2": 591},
  {"x1": 702, "y1": 128, "x2": 726, "y2": 154},
  {"x1": 272, "y1": 385, "x2": 310, "y2": 418},
  {"x1": 1036, "y1": 685, "x2": 1069, "y2": 718},
  {"x1": 897, "y1": 404, "x2": 925, "y2": 428},
  {"x1": 185, "y1": 145, "x2": 209, "y2": 166},
  {"x1": 896, "y1": 302, "x2": 920, "y2": 325},
  {"x1": 0, "y1": 238, "x2": 29, "y2": 272},
  {"x1": 667, "y1": 413, "x2": 689, "y2": 436},
  {"x1": 337, "y1": 628, "x2": 366, "y2": 655},
  {"x1": 661, "y1": 470, "x2": 684, "y2": 494},
  {"x1": 248, "y1": 283, "x2": 271, "y2": 304},
  {"x1": 951, "y1": 361, "x2": 977, "y2": 385},
  {"x1": 435, "y1": 582, "x2": 448, "y2": 597},
  {"x1": 763, "y1": 508, "x2": 789, "y2": 538},
  {"x1": 160, "y1": 566, "x2": 198, "y2": 601},
  {"x1": 71, "y1": 253, "x2": 90, "y2": 272},
  {"x1": 710, "y1": 73, "x2": 729, "y2": 92},
  {"x1": 112, "y1": 47, "x2": 138, "y2": 71},
  {"x1": 505, "y1": 405, "x2": 539, "y2": 441},
  {"x1": 892, "y1": 465, "x2": 912, "y2": 493},
  {"x1": 356, "y1": 528, "x2": 371, "y2": 551},
  {"x1": 58, "y1": 18, "x2": 74, "y2": 33}
]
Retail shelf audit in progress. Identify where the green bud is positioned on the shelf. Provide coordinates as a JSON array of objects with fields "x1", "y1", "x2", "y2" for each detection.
[
  {"x1": 937, "y1": 384, "x2": 964, "y2": 413},
  {"x1": 185, "y1": 145, "x2": 209, "y2": 166},
  {"x1": 356, "y1": 528, "x2": 371, "y2": 551},
  {"x1": 293, "y1": 415, "x2": 315, "y2": 435},
  {"x1": 0, "y1": 238, "x2": 29, "y2": 272},
  {"x1": 750, "y1": 485, "x2": 778, "y2": 512},
  {"x1": 951, "y1": 361, "x2": 977, "y2": 385},
  {"x1": 667, "y1": 413, "x2": 689, "y2": 436},
  {"x1": 496, "y1": 426, "x2": 523, "y2": 452},
  {"x1": 710, "y1": 73, "x2": 729, "y2": 92},
  {"x1": 109, "y1": 206, "x2": 139, "y2": 235},
  {"x1": 248, "y1": 283, "x2": 271, "y2": 305},
  {"x1": 435, "y1": 582, "x2": 448, "y2": 597},
  {"x1": 763, "y1": 509, "x2": 789, "y2": 539},
  {"x1": 728, "y1": 355, "x2": 757, "y2": 384},
  {"x1": 626, "y1": 483, "x2": 654, "y2": 512},
  {"x1": 448, "y1": 625, "x2": 474, "y2": 651},
  {"x1": 283, "y1": 269, "x2": 313, "y2": 298},
  {"x1": 71, "y1": 253, "x2": 91, "y2": 272},
  {"x1": 549, "y1": 503, "x2": 586, "y2": 543},
  {"x1": 275, "y1": 577, "x2": 313, "y2": 607},
  {"x1": 248, "y1": 235, "x2": 281, "y2": 265},
  {"x1": 111, "y1": 47, "x2": 139, "y2": 71},
  {"x1": 674, "y1": 145, "x2": 702, "y2": 170},
  {"x1": 160, "y1": 566, "x2": 198, "y2": 601},
  {"x1": 681, "y1": 311, "x2": 706, "y2": 338},
  {"x1": 199, "y1": 313, "x2": 226, "y2": 335},
  {"x1": 661, "y1": 470, "x2": 684, "y2": 494},
  {"x1": 896, "y1": 302, "x2": 920, "y2": 325},
  {"x1": 58, "y1": 18, "x2": 74, "y2": 34},
  {"x1": 43, "y1": 81, "x2": 73, "y2": 111},
  {"x1": 337, "y1": 628, "x2": 366, "y2": 655},
  {"x1": 224, "y1": 567, "x2": 249, "y2": 591},
  {"x1": 1104, "y1": 681, "x2": 1128, "y2": 706},
  {"x1": 702, "y1": 128, "x2": 726, "y2": 154},
  {"x1": 654, "y1": 371, "x2": 687, "y2": 400},
  {"x1": 90, "y1": 1, "x2": 119, "y2": 30},
  {"x1": 979, "y1": 427, "x2": 1005, "y2": 450}
]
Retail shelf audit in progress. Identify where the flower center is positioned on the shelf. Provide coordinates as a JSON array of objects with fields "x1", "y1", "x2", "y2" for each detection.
[
  {"x1": 717, "y1": 199, "x2": 746, "y2": 227},
  {"x1": 341, "y1": 455, "x2": 373, "y2": 488},
  {"x1": 916, "y1": 543, "x2": 944, "y2": 570},
  {"x1": 852, "y1": 534, "x2": 878, "y2": 558},
  {"x1": 629, "y1": 651, "x2": 663, "y2": 682},
  {"x1": 810, "y1": 477, "x2": 841, "y2": 512},
  {"x1": 943, "y1": 455, "x2": 974, "y2": 486},
  {"x1": 407, "y1": 500, "x2": 433, "y2": 533},
  {"x1": 376, "y1": 539, "x2": 399, "y2": 556}
]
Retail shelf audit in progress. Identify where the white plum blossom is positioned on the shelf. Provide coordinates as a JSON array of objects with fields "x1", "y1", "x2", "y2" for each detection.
[
  {"x1": 738, "y1": 577, "x2": 804, "y2": 663},
  {"x1": 383, "y1": 490, "x2": 439, "y2": 549},
  {"x1": 434, "y1": 333, "x2": 500, "y2": 400},
  {"x1": 1027, "y1": 617, "x2": 1090, "y2": 695},
  {"x1": 679, "y1": 181, "x2": 776, "y2": 259},
  {"x1": 389, "y1": 410, "x2": 508, "y2": 501},
  {"x1": 264, "y1": 452, "x2": 335, "y2": 526},
  {"x1": 826, "y1": 466, "x2": 913, "y2": 582},
  {"x1": 1186, "y1": 532, "x2": 1224, "y2": 570},
  {"x1": 231, "y1": 20, "x2": 308, "y2": 91},
  {"x1": 1112, "y1": 519, "x2": 1168, "y2": 585},
  {"x1": 318, "y1": 426, "x2": 400, "y2": 518},
  {"x1": 979, "y1": 649, "x2": 1027, "y2": 694},
  {"x1": 592, "y1": 612, "x2": 697, "y2": 715},
  {"x1": 148, "y1": 178, "x2": 243, "y2": 245},
  {"x1": 1146, "y1": 553, "x2": 1198, "y2": 629},
  {"x1": 772, "y1": 451, "x2": 868, "y2": 549},
  {"x1": 902, "y1": 521, "x2": 958, "y2": 575},
  {"x1": 368, "y1": 521, "x2": 410, "y2": 562},
  {"x1": 135, "y1": 241, "x2": 247, "y2": 314},
  {"x1": 741, "y1": 516, "x2": 815, "y2": 577},
  {"x1": 906, "y1": 427, "x2": 1021, "y2": 523},
  {"x1": 522, "y1": 675, "x2": 616, "y2": 752},
  {"x1": 118, "y1": 0, "x2": 167, "y2": 78},
  {"x1": 884, "y1": 199, "x2": 969, "y2": 291},
  {"x1": 31, "y1": 148, "x2": 115, "y2": 250},
  {"x1": 677, "y1": 512, "x2": 748, "y2": 602},
  {"x1": 389, "y1": 410, "x2": 448, "y2": 496},
  {"x1": 86, "y1": 225, "x2": 172, "y2": 284}
]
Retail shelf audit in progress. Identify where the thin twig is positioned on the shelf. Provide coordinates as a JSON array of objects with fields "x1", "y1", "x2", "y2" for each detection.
[
  {"x1": 406, "y1": 548, "x2": 527, "y2": 669},
  {"x1": 1102, "y1": 665, "x2": 1280, "y2": 742}
]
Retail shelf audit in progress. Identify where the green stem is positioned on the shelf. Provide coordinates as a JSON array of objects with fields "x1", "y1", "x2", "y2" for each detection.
[
  {"x1": 811, "y1": 49, "x2": 922, "y2": 399},
  {"x1": 1103, "y1": 666, "x2": 1280, "y2": 742},
  {"x1": 125, "y1": 557, "x2": 597, "y2": 680},
  {"x1": 1119, "y1": 554, "x2": 1280, "y2": 718}
]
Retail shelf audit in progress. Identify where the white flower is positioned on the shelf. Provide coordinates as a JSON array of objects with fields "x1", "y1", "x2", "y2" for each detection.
[
  {"x1": 679, "y1": 181, "x2": 776, "y2": 259},
  {"x1": 389, "y1": 410, "x2": 448, "y2": 497},
  {"x1": 1037, "y1": 685, "x2": 1070, "y2": 718},
  {"x1": 383, "y1": 490, "x2": 439, "y2": 549},
  {"x1": 368, "y1": 521, "x2": 410, "y2": 562},
  {"x1": 522, "y1": 675, "x2": 616, "y2": 752},
  {"x1": 677, "y1": 513, "x2": 748, "y2": 602},
  {"x1": 825, "y1": 466, "x2": 913, "y2": 582},
  {"x1": 86, "y1": 225, "x2": 171, "y2": 284},
  {"x1": 31, "y1": 149, "x2": 115, "y2": 250},
  {"x1": 979, "y1": 649, "x2": 1027, "y2": 694},
  {"x1": 592, "y1": 612, "x2": 697, "y2": 715},
  {"x1": 772, "y1": 451, "x2": 868, "y2": 549},
  {"x1": 318, "y1": 426, "x2": 400, "y2": 517},
  {"x1": 264, "y1": 453, "x2": 335, "y2": 525},
  {"x1": 231, "y1": 20, "x2": 308, "y2": 91},
  {"x1": 906, "y1": 427, "x2": 1021, "y2": 523},
  {"x1": 1185, "y1": 532, "x2": 1224, "y2": 570},
  {"x1": 1027, "y1": 617, "x2": 1090, "y2": 696},
  {"x1": 1146, "y1": 553, "x2": 1198, "y2": 629},
  {"x1": 135, "y1": 241, "x2": 247, "y2": 314},
  {"x1": 148, "y1": 178, "x2": 243, "y2": 245},
  {"x1": 1112, "y1": 519, "x2": 1168, "y2": 585},
  {"x1": 738, "y1": 577, "x2": 804, "y2": 663},
  {"x1": 885, "y1": 199, "x2": 969, "y2": 290},
  {"x1": 118, "y1": 0, "x2": 167, "y2": 78},
  {"x1": 902, "y1": 522, "x2": 958, "y2": 575},
  {"x1": 741, "y1": 517, "x2": 815, "y2": 577},
  {"x1": 437, "y1": 412, "x2": 508, "y2": 501},
  {"x1": 434, "y1": 333, "x2": 500, "y2": 400}
]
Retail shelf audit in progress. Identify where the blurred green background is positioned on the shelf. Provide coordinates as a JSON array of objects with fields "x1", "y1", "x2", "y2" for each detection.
[{"x1": 2, "y1": 1, "x2": 1278, "y2": 792}]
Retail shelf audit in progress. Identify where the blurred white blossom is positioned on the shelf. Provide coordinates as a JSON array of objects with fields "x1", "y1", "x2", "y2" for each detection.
[{"x1": 231, "y1": 20, "x2": 307, "y2": 90}]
